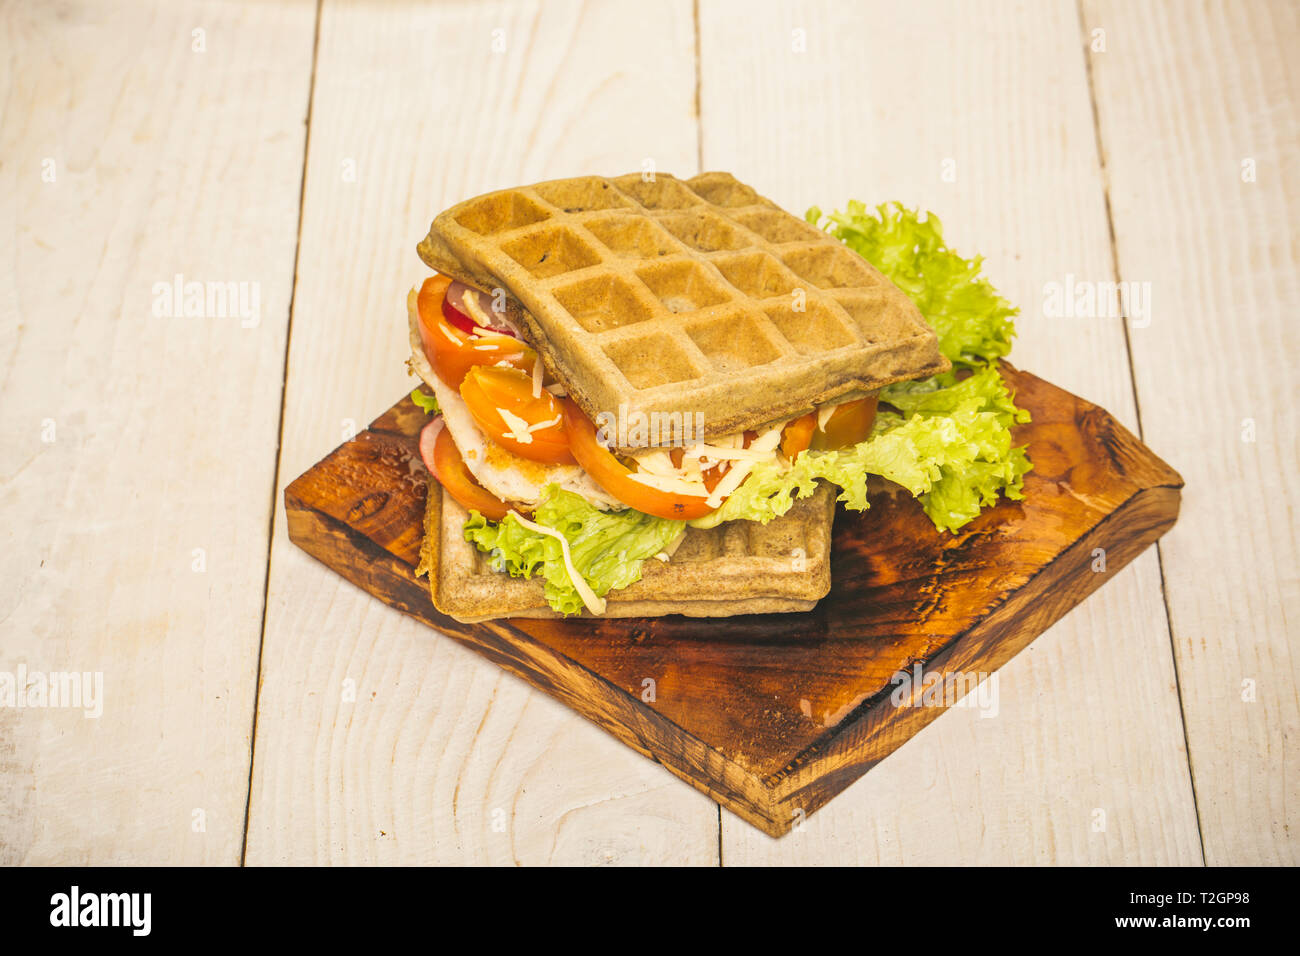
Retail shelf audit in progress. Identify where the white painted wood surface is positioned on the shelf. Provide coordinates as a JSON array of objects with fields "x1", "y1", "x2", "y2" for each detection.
[
  {"x1": 0, "y1": 0, "x2": 315, "y2": 863},
  {"x1": 1, "y1": 0, "x2": 1293, "y2": 865},
  {"x1": 1084, "y1": 0, "x2": 1299, "y2": 865}
]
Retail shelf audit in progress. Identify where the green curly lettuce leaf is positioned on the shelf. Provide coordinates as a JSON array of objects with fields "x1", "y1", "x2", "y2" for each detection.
[
  {"x1": 691, "y1": 367, "x2": 1031, "y2": 533},
  {"x1": 807, "y1": 201, "x2": 1018, "y2": 367},
  {"x1": 463, "y1": 486, "x2": 684, "y2": 617},
  {"x1": 411, "y1": 388, "x2": 440, "y2": 415}
]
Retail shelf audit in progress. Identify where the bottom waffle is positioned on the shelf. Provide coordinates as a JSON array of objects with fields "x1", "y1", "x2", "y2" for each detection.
[{"x1": 417, "y1": 484, "x2": 836, "y2": 622}]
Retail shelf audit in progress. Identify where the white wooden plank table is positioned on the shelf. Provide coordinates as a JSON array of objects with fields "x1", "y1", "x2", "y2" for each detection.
[{"x1": 1, "y1": 0, "x2": 1294, "y2": 865}]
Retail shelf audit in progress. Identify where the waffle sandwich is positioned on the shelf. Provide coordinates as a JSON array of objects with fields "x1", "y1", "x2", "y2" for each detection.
[{"x1": 407, "y1": 172, "x2": 949, "y2": 621}]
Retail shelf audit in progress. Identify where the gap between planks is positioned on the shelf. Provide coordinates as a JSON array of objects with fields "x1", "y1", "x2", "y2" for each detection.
[
  {"x1": 240, "y1": 0, "x2": 326, "y2": 868},
  {"x1": 1074, "y1": 0, "x2": 1206, "y2": 865}
]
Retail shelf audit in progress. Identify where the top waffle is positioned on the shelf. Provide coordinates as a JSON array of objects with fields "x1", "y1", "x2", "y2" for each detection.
[{"x1": 417, "y1": 172, "x2": 949, "y2": 452}]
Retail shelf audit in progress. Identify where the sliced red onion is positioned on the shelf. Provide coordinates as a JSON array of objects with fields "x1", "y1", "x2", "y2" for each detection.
[
  {"x1": 443, "y1": 281, "x2": 520, "y2": 338},
  {"x1": 439, "y1": 292, "x2": 477, "y2": 336},
  {"x1": 418, "y1": 418, "x2": 444, "y2": 480}
]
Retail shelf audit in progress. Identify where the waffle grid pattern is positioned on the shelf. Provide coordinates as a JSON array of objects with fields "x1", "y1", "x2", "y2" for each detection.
[{"x1": 418, "y1": 173, "x2": 948, "y2": 447}]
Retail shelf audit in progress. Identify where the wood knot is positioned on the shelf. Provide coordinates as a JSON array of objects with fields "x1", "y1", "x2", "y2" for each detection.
[{"x1": 347, "y1": 491, "x2": 390, "y2": 522}]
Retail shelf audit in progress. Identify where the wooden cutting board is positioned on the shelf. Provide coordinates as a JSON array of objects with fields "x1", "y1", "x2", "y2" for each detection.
[{"x1": 284, "y1": 365, "x2": 1182, "y2": 836}]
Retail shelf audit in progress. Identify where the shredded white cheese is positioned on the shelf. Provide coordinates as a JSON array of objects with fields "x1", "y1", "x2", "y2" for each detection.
[
  {"x1": 705, "y1": 426, "x2": 784, "y2": 507},
  {"x1": 617, "y1": 414, "x2": 836, "y2": 508},
  {"x1": 507, "y1": 511, "x2": 606, "y2": 615},
  {"x1": 632, "y1": 450, "x2": 681, "y2": 477},
  {"x1": 495, "y1": 408, "x2": 561, "y2": 445},
  {"x1": 460, "y1": 287, "x2": 493, "y2": 327},
  {"x1": 653, "y1": 530, "x2": 687, "y2": 563},
  {"x1": 497, "y1": 407, "x2": 534, "y2": 444},
  {"x1": 623, "y1": 428, "x2": 792, "y2": 503},
  {"x1": 531, "y1": 356, "x2": 544, "y2": 398},
  {"x1": 660, "y1": 529, "x2": 686, "y2": 558},
  {"x1": 683, "y1": 442, "x2": 774, "y2": 463},
  {"x1": 817, "y1": 404, "x2": 838, "y2": 431}
]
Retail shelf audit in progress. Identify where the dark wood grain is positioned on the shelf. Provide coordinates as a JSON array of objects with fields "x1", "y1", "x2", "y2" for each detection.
[{"x1": 284, "y1": 366, "x2": 1183, "y2": 836}]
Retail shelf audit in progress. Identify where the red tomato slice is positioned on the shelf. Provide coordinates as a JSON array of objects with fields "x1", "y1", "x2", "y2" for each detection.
[
  {"x1": 811, "y1": 397, "x2": 879, "y2": 451},
  {"x1": 562, "y1": 399, "x2": 716, "y2": 520},
  {"x1": 460, "y1": 366, "x2": 575, "y2": 465},
  {"x1": 416, "y1": 276, "x2": 536, "y2": 388},
  {"x1": 419, "y1": 418, "x2": 515, "y2": 521}
]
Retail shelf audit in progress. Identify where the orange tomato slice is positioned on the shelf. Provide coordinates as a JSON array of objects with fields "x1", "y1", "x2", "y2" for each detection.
[
  {"x1": 562, "y1": 399, "x2": 716, "y2": 520},
  {"x1": 417, "y1": 274, "x2": 453, "y2": 332},
  {"x1": 811, "y1": 396, "x2": 879, "y2": 451},
  {"x1": 416, "y1": 276, "x2": 536, "y2": 388},
  {"x1": 459, "y1": 366, "x2": 575, "y2": 465},
  {"x1": 418, "y1": 418, "x2": 515, "y2": 521},
  {"x1": 781, "y1": 412, "x2": 817, "y2": 460}
]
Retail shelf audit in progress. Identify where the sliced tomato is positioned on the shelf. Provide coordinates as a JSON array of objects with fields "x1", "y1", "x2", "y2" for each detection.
[
  {"x1": 416, "y1": 276, "x2": 535, "y2": 388},
  {"x1": 460, "y1": 366, "x2": 575, "y2": 464},
  {"x1": 811, "y1": 397, "x2": 879, "y2": 451},
  {"x1": 563, "y1": 399, "x2": 715, "y2": 520},
  {"x1": 419, "y1": 418, "x2": 514, "y2": 521},
  {"x1": 417, "y1": 273, "x2": 453, "y2": 332},
  {"x1": 781, "y1": 412, "x2": 817, "y2": 460}
]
